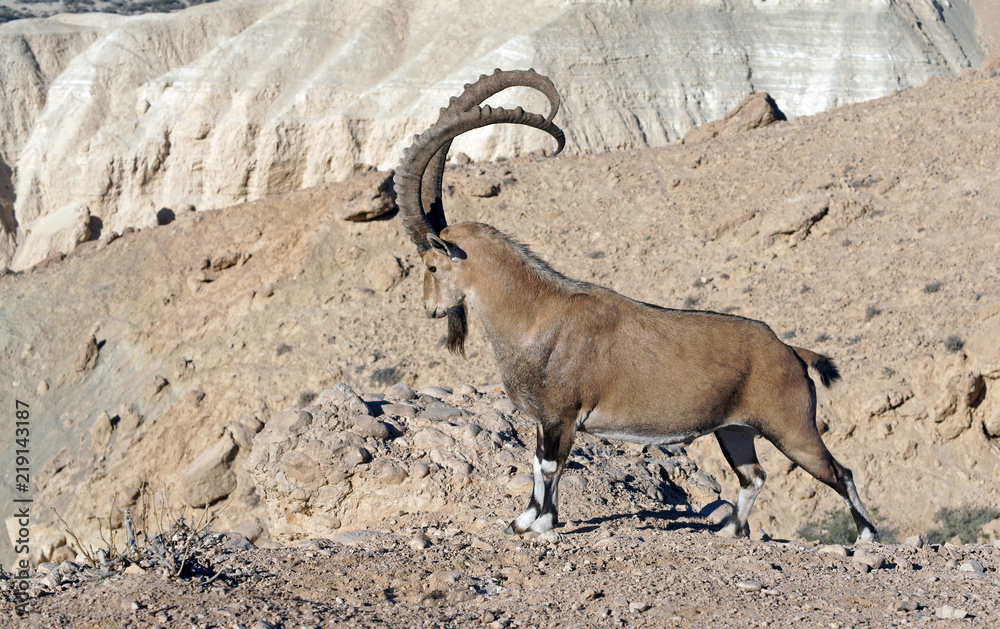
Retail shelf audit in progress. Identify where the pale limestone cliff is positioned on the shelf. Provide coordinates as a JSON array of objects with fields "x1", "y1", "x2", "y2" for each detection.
[{"x1": 0, "y1": 0, "x2": 987, "y2": 270}]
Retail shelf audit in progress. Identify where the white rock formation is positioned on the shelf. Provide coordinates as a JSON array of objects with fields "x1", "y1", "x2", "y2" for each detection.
[{"x1": 0, "y1": 0, "x2": 988, "y2": 270}]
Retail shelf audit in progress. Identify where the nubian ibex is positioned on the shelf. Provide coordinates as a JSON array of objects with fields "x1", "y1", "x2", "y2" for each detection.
[{"x1": 394, "y1": 69, "x2": 878, "y2": 542}]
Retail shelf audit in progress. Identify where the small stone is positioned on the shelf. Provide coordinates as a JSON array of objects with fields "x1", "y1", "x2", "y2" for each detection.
[
  {"x1": 179, "y1": 435, "x2": 239, "y2": 508},
  {"x1": 370, "y1": 459, "x2": 407, "y2": 485},
  {"x1": 385, "y1": 382, "x2": 416, "y2": 400},
  {"x1": 852, "y1": 548, "x2": 885, "y2": 570},
  {"x1": 381, "y1": 403, "x2": 416, "y2": 417},
  {"x1": 904, "y1": 535, "x2": 924, "y2": 549},
  {"x1": 471, "y1": 538, "x2": 494, "y2": 552},
  {"x1": 331, "y1": 530, "x2": 383, "y2": 547},
  {"x1": 269, "y1": 409, "x2": 313, "y2": 434},
  {"x1": 420, "y1": 407, "x2": 467, "y2": 421},
  {"x1": 539, "y1": 531, "x2": 559, "y2": 544},
  {"x1": 892, "y1": 599, "x2": 920, "y2": 612},
  {"x1": 453, "y1": 383, "x2": 478, "y2": 396},
  {"x1": 629, "y1": 602, "x2": 650, "y2": 613},
  {"x1": 117, "y1": 403, "x2": 144, "y2": 433},
  {"x1": 352, "y1": 415, "x2": 391, "y2": 440},
  {"x1": 72, "y1": 335, "x2": 99, "y2": 372},
  {"x1": 818, "y1": 544, "x2": 849, "y2": 558},
  {"x1": 417, "y1": 386, "x2": 452, "y2": 398},
  {"x1": 699, "y1": 499, "x2": 734, "y2": 525},
  {"x1": 580, "y1": 588, "x2": 598, "y2": 601},
  {"x1": 409, "y1": 538, "x2": 431, "y2": 550},
  {"x1": 429, "y1": 448, "x2": 472, "y2": 476},
  {"x1": 493, "y1": 398, "x2": 517, "y2": 415},
  {"x1": 412, "y1": 428, "x2": 455, "y2": 449},
  {"x1": 228, "y1": 422, "x2": 256, "y2": 450},
  {"x1": 340, "y1": 172, "x2": 397, "y2": 222},
  {"x1": 456, "y1": 422, "x2": 482, "y2": 440},
  {"x1": 612, "y1": 597, "x2": 629, "y2": 608},
  {"x1": 58, "y1": 561, "x2": 80, "y2": 576},
  {"x1": 221, "y1": 532, "x2": 256, "y2": 551},
  {"x1": 506, "y1": 474, "x2": 534, "y2": 494},
  {"x1": 144, "y1": 374, "x2": 169, "y2": 397},
  {"x1": 209, "y1": 251, "x2": 241, "y2": 272},
  {"x1": 935, "y1": 605, "x2": 968, "y2": 619},
  {"x1": 959, "y1": 560, "x2": 984, "y2": 573},
  {"x1": 736, "y1": 581, "x2": 763, "y2": 592},
  {"x1": 88, "y1": 411, "x2": 113, "y2": 451},
  {"x1": 123, "y1": 564, "x2": 145, "y2": 575},
  {"x1": 316, "y1": 384, "x2": 370, "y2": 416}
]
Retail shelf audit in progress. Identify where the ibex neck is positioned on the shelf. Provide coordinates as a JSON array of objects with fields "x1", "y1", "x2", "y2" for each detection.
[{"x1": 467, "y1": 257, "x2": 566, "y2": 350}]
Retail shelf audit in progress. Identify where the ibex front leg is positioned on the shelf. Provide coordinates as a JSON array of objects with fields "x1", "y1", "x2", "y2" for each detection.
[{"x1": 505, "y1": 421, "x2": 574, "y2": 534}]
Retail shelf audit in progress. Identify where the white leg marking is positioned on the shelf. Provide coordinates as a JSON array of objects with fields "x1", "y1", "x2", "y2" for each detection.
[
  {"x1": 514, "y1": 507, "x2": 538, "y2": 531},
  {"x1": 734, "y1": 475, "x2": 764, "y2": 524},
  {"x1": 528, "y1": 513, "x2": 554, "y2": 533},
  {"x1": 532, "y1": 456, "x2": 545, "y2": 505},
  {"x1": 844, "y1": 476, "x2": 872, "y2": 520},
  {"x1": 540, "y1": 458, "x2": 557, "y2": 474},
  {"x1": 718, "y1": 465, "x2": 764, "y2": 538}
]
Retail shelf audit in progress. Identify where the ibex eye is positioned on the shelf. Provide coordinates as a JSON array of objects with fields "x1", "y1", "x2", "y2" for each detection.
[{"x1": 427, "y1": 266, "x2": 437, "y2": 273}]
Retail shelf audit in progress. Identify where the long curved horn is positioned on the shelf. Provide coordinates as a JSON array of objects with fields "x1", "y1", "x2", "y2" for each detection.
[
  {"x1": 396, "y1": 105, "x2": 564, "y2": 250},
  {"x1": 421, "y1": 69, "x2": 561, "y2": 234}
]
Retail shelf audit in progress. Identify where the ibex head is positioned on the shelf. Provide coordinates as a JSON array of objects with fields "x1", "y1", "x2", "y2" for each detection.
[
  {"x1": 420, "y1": 233, "x2": 469, "y2": 354},
  {"x1": 394, "y1": 69, "x2": 566, "y2": 355}
]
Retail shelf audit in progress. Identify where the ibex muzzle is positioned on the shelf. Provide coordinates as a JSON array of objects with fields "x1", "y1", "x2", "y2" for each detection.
[{"x1": 394, "y1": 69, "x2": 878, "y2": 543}]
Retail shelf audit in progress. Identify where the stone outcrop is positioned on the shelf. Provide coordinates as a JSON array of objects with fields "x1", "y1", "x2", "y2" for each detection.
[
  {"x1": 681, "y1": 92, "x2": 786, "y2": 144},
  {"x1": 180, "y1": 435, "x2": 240, "y2": 508},
  {"x1": 0, "y1": 0, "x2": 988, "y2": 270},
  {"x1": 247, "y1": 384, "x2": 720, "y2": 543}
]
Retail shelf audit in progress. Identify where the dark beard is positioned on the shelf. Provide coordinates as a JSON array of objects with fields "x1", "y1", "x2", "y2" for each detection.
[{"x1": 445, "y1": 303, "x2": 468, "y2": 357}]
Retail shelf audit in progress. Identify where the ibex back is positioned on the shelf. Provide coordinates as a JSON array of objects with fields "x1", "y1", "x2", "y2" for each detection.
[{"x1": 394, "y1": 69, "x2": 878, "y2": 543}]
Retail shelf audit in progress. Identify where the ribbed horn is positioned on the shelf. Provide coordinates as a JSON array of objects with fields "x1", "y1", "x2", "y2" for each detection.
[
  {"x1": 396, "y1": 70, "x2": 563, "y2": 250},
  {"x1": 395, "y1": 104, "x2": 564, "y2": 250},
  {"x1": 420, "y1": 69, "x2": 561, "y2": 234}
]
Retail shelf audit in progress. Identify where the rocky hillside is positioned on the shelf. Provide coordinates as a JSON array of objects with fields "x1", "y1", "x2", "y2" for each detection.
[
  {"x1": 0, "y1": 0, "x2": 992, "y2": 270},
  {"x1": 3, "y1": 57, "x2": 1000, "y2": 573}
]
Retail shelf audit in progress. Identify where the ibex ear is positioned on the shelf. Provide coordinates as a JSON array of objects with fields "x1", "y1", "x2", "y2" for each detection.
[
  {"x1": 427, "y1": 234, "x2": 450, "y2": 255},
  {"x1": 427, "y1": 234, "x2": 465, "y2": 261}
]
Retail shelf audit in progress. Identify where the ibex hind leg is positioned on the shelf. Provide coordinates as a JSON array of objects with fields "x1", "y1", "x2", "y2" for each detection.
[
  {"x1": 714, "y1": 426, "x2": 766, "y2": 538},
  {"x1": 773, "y1": 430, "x2": 879, "y2": 543},
  {"x1": 505, "y1": 422, "x2": 573, "y2": 535}
]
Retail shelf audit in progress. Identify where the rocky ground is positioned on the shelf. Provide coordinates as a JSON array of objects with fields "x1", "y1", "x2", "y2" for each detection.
[
  {"x1": 3, "y1": 495, "x2": 1000, "y2": 627},
  {"x1": 2, "y1": 43, "x2": 1000, "y2": 629},
  {"x1": 3, "y1": 383, "x2": 1000, "y2": 628}
]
